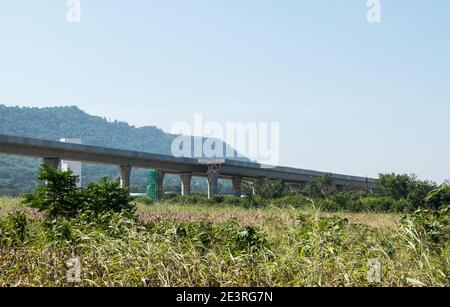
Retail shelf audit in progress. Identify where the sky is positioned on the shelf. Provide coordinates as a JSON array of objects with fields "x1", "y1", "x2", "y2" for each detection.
[{"x1": 0, "y1": 0, "x2": 449, "y2": 182}]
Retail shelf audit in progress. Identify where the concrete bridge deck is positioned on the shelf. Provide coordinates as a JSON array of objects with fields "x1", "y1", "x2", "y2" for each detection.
[{"x1": 0, "y1": 134, "x2": 376, "y2": 197}]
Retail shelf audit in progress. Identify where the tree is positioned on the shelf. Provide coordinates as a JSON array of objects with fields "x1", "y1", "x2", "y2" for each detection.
[
  {"x1": 302, "y1": 174, "x2": 334, "y2": 199},
  {"x1": 259, "y1": 180, "x2": 287, "y2": 199},
  {"x1": 425, "y1": 185, "x2": 450, "y2": 210},
  {"x1": 376, "y1": 173, "x2": 412, "y2": 200},
  {"x1": 23, "y1": 165, "x2": 81, "y2": 219},
  {"x1": 23, "y1": 165, "x2": 135, "y2": 219},
  {"x1": 83, "y1": 177, "x2": 135, "y2": 217},
  {"x1": 376, "y1": 173, "x2": 437, "y2": 209}
]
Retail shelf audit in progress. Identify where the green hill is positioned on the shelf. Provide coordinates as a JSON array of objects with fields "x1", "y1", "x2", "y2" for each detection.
[{"x1": 0, "y1": 105, "x2": 241, "y2": 195}]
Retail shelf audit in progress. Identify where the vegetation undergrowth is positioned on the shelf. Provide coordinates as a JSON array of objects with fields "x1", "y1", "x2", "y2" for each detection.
[{"x1": 0, "y1": 166, "x2": 448, "y2": 287}]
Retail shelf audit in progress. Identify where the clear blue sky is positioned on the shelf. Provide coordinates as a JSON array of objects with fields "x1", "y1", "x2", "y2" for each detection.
[{"x1": 1, "y1": 1, "x2": 449, "y2": 182}]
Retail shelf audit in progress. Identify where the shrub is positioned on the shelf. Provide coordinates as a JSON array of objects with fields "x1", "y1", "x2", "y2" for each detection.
[
  {"x1": 377, "y1": 173, "x2": 412, "y2": 200},
  {"x1": 389, "y1": 198, "x2": 411, "y2": 213},
  {"x1": 294, "y1": 214, "x2": 349, "y2": 258},
  {"x1": 400, "y1": 205, "x2": 450, "y2": 245},
  {"x1": 144, "y1": 219, "x2": 269, "y2": 256},
  {"x1": 0, "y1": 210, "x2": 29, "y2": 247},
  {"x1": 233, "y1": 225, "x2": 268, "y2": 253},
  {"x1": 208, "y1": 195, "x2": 225, "y2": 204},
  {"x1": 216, "y1": 221, "x2": 269, "y2": 255},
  {"x1": 360, "y1": 197, "x2": 394, "y2": 212},
  {"x1": 258, "y1": 180, "x2": 288, "y2": 199},
  {"x1": 42, "y1": 218, "x2": 73, "y2": 245},
  {"x1": 23, "y1": 165, "x2": 82, "y2": 219},
  {"x1": 135, "y1": 196, "x2": 154, "y2": 206},
  {"x1": 425, "y1": 185, "x2": 450, "y2": 210},
  {"x1": 241, "y1": 195, "x2": 267, "y2": 208},
  {"x1": 270, "y1": 194, "x2": 310, "y2": 208},
  {"x1": 164, "y1": 193, "x2": 209, "y2": 205},
  {"x1": 376, "y1": 173, "x2": 436, "y2": 210},
  {"x1": 222, "y1": 196, "x2": 243, "y2": 206},
  {"x1": 23, "y1": 165, "x2": 136, "y2": 220},
  {"x1": 301, "y1": 174, "x2": 334, "y2": 199},
  {"x1": 329, "y1": 192, "x2": 363, "y2": 212},
  {"x1": 82, "y1": 177, "x2": 135, "y2": 217}
]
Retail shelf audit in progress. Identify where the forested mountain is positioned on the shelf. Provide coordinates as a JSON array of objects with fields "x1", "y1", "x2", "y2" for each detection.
[
  {"x1": 0, "y1": 105, "x2": 240, "y2": 195},
  {"x1": 0, "y1": 105, "x2": 177, "y2": 153}
]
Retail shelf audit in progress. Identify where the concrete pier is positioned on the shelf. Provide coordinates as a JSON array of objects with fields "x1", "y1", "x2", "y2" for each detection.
[
  {"x1": 119, "y1": 165, "x2": 132, "y2": 189},
  {"x1": 232, "y1": 176, "x2": 242, "y2": 197},
  {"x1": 253, "y1": 177, "x2": 267, "y2": 196},
  {"x1": 206, "y1": 164, "x2": 220, "y2": 199},
  {"x1": 179, "y1": 173, "x2": 192, "y2": 196},
  {"x1": 157, "y1": 171, "x2": 165, "y2": 199},
  {"x1": 43, "y1": 158, "x2": 61, "y2": 169}
]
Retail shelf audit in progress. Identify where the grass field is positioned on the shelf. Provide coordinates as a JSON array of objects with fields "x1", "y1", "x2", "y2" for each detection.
[{"x1": 0, "y1": 197, "x2": 448, "y2": 287}]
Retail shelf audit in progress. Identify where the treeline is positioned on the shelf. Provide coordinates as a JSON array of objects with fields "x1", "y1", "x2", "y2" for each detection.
[{"x1": 157, "y1": 173, "x2": 450, "y2": 213}]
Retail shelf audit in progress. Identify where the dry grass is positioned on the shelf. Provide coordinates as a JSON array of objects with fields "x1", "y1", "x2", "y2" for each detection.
[
  {"x1": 1, "y1": 197, "x2": 401, "y2": 241},
  {"x1": 0, "y1": 197, "x2": 44, "y2": 221},
  {"x1": 1, "y1": 197, "x2": 401, "y2": 230},
  {"x1": 0, "y1": 197, "x2": 447, "y2": 287},
  {"x1": 322, "y1": 211, "x2": 400, "y2": 229},
  {"x1": 138, "y1": 202, "x2": 401, "y2": 232}
]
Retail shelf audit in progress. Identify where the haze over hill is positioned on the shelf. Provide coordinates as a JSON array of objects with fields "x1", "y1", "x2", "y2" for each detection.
[{"x1": 0, "y1": 105, "x2": 245, "y2": 195}]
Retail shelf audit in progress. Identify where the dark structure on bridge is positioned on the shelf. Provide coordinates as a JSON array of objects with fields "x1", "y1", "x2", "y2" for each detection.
[{"x1": 0, "y1": 134, "x2": 376, "y2": 198}]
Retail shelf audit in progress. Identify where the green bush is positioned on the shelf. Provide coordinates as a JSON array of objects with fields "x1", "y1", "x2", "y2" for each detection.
[
  {"x1": 214, "y1": 221, "x2": 269, "y2": 255},
  {"x1": 425, "y1": 185, "x2": 450, "y2": 210},
  {"x1": 23, "y1": 165, "x2": 82, "y2": 219},
  {"x1": 0, "y1": 210, "x2": 29, "y2": 247},
  {"x1": 136, "y1": 196, "x2": 155, "y2": 206},
  {"x1": 376, "y1": 173, "x2": 436, "y2": 210},
  {"x1": 164, "y1": 193, "x2": 209, "y2": 205},
  {"x1": 389, "y1": 198, "x2": 411, "y2": 213},
  {"x1": 258, "y1": 180, "x2": 288, "y2": 199},
  {"x1": 162, "y1": 193, "x2": 268, "y2": 208},
  {"x1": 42, "y1": 218, "x2": 73, "y2": 245},
  {"x1": 221, "y1": 196, "x2": 240, "y2": 206},
  {"x1": 294, "y1": 214, "x2": 349, "y2": 258},
  {"x1": 83, "y1": 177, "x2": 135, "y2": 217},
  {"x1": 268, "y1": 194, "x2": 313, "y2": 209},
  {"x1": 301, "y1": 174, "x2": 334, "y2": 199},
  {"x1": 22, "y1": 165, "x2": 136, "y2": 220},
  {"x1": 145, "y1": 219, "x2": 269, "y2": 256},
  {"x1": 400, "y1": 205, "x2": 449, "y2": 245},
  {"x1": 360, "y1": 197, "x2": 393, "y2": 212},
  {"x1": 208, "y1": 195, "x2": 225, "y2": 204}
]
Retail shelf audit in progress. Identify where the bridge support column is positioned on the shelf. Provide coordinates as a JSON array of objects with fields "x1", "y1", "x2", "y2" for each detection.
[
  {"x1": 253, "y1": 177, "x2": 267, "y2": 196},
  {"x1": 157, "y1": 171, "x2": 165, "y2": 199},
  {"x1": 328, "y1": 183, "x2": 337, "y2": 193},
  {"x1": 179, "y1": 173, "x2": 192, "y2": 196},
  {"x1": 206, "y1": 164, "x2": 220, "y2": 199},
  {"x1": 119, "y1": 165, "x2": 132, "y2": 189},
  {"x1": 43, "y1": 158, "x2": 61, "y2": 169},
  {"x1": 232, "y1": 176, "x2": 242, "y2": 197}
]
